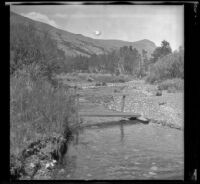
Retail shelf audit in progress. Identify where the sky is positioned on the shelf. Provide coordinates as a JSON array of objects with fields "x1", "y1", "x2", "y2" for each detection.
[{"x1": 10, "y1": 5, "x2": 184, "y2": 51}]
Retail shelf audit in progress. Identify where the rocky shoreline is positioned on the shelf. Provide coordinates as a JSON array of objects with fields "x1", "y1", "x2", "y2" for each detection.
[{"x1": 106, "y1": 80, "x2": 183, "y2": 131}]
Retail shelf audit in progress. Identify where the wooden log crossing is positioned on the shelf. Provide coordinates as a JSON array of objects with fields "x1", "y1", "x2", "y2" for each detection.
[
  {"x1": 79, "y1": 111, "x2": 141, "y2": 118},
  {"x1": 72, "y1": 85, "x2": 149, "y2": 123}
]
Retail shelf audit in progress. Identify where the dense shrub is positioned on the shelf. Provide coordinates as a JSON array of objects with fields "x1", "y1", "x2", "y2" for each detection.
[
  {"x1": 157, "y1": 78, "x2": 184, "y2": 91},
  {"x1": 146, "y1": 48, "x2": 184, "y2": 84}
]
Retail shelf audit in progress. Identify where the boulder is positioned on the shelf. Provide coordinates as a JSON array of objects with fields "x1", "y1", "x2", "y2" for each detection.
[
  {"x1": 155, "y1": 90, "x2": 162, "y2": 96},
  {"x1": 87, "y1": 77, "x2": 94, "y2": 82},
  {"x1": 159, "y1": 102, "x2": 166, "y2": 105}
]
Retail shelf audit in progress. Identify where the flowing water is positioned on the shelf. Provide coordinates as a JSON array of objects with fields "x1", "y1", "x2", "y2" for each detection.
[
  {"x1": 52, "y1": 86, "x2": 184, "y2": 180},
  {"x1": 53, "y1": 122, "x2": 183, "y2": 180}
]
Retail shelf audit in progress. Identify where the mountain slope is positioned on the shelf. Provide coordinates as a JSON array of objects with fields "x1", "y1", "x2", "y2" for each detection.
[{"x1": 10, "y1": 11, "x2": 156, "y2": 58}]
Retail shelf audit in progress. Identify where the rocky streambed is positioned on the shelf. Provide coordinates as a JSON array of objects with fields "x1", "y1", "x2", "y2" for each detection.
[{"x1": 106, "y1": 80, "x2": 184, "y2": 130}]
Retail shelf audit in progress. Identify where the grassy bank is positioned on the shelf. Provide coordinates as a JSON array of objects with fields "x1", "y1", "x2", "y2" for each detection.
[{"x1": 10, "y1": 66, "x2": 77, "y2": 179}]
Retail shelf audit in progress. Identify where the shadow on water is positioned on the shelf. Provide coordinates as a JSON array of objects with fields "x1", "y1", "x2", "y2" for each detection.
[
  {"x1": 81, "y1": 119, "x2": 145, "y2": 129},
  {"x1": 75, "y1": 120, "x2": 146, "y2": 144},
  {"x1": 120, "y1": 123, "x2": 124, "y2": 143}
]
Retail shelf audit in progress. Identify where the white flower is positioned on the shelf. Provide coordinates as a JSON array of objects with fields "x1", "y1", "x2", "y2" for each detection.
[
  {"x1": 149, "y1": 172, "x2": 157, "y2": 175},
  {"x1": 45, "y1": 163, "x2": 50, "y2": 169},
  {"x1": 150, "y1": 166, "x2": 158, "y2": 171},
  {"x1": 30, "y1": 163, "x2": 35, "y2": 168},
  {"x1": 50, "y1": 162, "x2": 54, "y2": 167}
]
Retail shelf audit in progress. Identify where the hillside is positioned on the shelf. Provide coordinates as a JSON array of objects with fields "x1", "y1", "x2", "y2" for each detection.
[{"x1": 10, "y1": 11, "x2": 156, "y2": 58}]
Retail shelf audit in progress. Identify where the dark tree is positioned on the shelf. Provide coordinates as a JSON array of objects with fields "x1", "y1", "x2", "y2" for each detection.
[
  {"x1": 160, "y1": 40, "x2": 172, "y2": 56},
  {"x1": 150, "y1": 40, "x2": 172, "y2": 63}
]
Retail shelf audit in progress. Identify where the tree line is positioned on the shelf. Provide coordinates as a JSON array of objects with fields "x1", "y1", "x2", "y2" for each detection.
[
  {"x1": 10, "y1": 23, "x2": 183, "y2": 82},
  {"x1": 65, "y1": 39, "x2": 182, "y2": 81},
  {"x1": 66, "y1": 46, "x2": 144, "y2": 76}
]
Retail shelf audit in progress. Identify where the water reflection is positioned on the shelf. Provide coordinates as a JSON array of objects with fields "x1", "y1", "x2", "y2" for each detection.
[
  {"x1": 74, "y1": 131, "x2": 79, "y2": 145},
  {"x1": 120, "y1": 123, "x2": 124, "y2": 143},
  {"x1": 73, "y1": 120, "x2": 129, "y2": 145},
  {"x1": 73, "y1": 120, "x2": 146, "y2": 146}
]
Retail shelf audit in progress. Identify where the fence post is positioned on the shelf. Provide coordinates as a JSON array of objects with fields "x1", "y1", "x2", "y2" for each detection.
[
  {"x1": 76, "y1": 93, "x2": 80, "y2": 123},
  {"x1": 121, "y1": 95, "x2": 126, "y2": 112}
]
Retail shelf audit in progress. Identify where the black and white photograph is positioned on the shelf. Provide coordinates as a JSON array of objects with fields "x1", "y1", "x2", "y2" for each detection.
[{"x1": 9, "y1": 3, "x2": 184, "y2": 180}]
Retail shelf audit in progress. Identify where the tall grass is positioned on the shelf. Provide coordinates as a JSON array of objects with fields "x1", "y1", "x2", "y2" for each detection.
[{"x1": 10, "y1": 65, "x2": 77, "y2": 157}]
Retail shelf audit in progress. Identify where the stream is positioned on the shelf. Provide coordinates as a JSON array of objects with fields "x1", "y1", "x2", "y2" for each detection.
[{"x1": 52, "y1": 85, "x2": 184, "y2": 180}]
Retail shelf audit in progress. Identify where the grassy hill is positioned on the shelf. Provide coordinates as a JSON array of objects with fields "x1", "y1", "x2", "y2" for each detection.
[{"x1": 10, "y1": 11, "x2": 156, "y2": 58}]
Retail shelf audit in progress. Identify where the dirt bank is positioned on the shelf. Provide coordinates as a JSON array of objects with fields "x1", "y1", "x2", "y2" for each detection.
[{"x1": 10, "y1": 133, "x2": 73, "y2": 180}]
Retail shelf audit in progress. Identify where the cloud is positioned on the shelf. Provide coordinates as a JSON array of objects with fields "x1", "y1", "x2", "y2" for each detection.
[
  {"x1": 21, "y1": 12, "x2": 60, "y2": 28},
  {"x1": 94, "y1": 30, "x2": 101, "y2": 36},
  {"x1": 54, "y1": 13, "x2": 68, "y2": 18},
  {"x1": 55, "y1": 12, "x2": 147, "y2": 19}
]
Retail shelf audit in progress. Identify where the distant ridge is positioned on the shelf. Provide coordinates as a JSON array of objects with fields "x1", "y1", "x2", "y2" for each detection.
[{"x1": 10, "y1": 11, "x2": 157, "y2": 58}]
